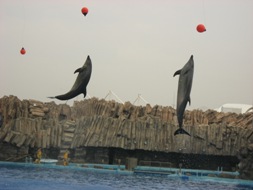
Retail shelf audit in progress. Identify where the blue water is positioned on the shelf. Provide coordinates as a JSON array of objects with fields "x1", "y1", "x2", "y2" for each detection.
[{"x1": 0, "y1": 162, "x2": 253, "y2": 190}]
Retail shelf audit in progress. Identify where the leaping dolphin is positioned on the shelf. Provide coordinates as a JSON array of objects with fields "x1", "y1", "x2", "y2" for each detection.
[
  {"x1": 173, "y1": 55, "x2": 194, "y2": 136},
  {"x1": 49, "y1": 55, "x2": 92, "y2": 101}
]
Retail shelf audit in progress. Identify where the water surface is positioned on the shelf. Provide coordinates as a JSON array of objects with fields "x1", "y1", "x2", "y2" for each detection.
[{"x1": 0, "y1": 162, "x2": 253, "y2": 190}]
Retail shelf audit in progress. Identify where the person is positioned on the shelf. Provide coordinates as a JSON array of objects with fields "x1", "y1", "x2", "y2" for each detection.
[
  {"x1": 63, "y1": 150, "x2": 69, "y2": 166},
  {"x1": 34, "y1": 148, "x2": 42, "y2": 164}
]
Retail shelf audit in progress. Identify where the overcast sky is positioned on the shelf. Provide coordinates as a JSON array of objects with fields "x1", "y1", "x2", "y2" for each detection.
[{"x1": 1, "y1": 0, "x2": 252, "y2": 110}]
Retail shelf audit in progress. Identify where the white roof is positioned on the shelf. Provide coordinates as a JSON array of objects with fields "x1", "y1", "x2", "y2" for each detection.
[{"x1": 215, "y1": 103, "x2": 253, "y2": 114}]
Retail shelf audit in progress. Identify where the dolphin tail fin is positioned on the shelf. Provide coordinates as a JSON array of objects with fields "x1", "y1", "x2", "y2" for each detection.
[
  {"x1": 173, "y1": 69, "x2": 181, "y2": 77},
  {"x1": 174, "y1": 128, "x2": 191, "y2": 136}
]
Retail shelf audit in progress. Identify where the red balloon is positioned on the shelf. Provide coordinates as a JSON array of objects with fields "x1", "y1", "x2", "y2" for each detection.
[
  {"x1": 196, "y1": 24, "x2": 206, "y2": 33},
  {"x1": 20, "y1": 47, "x2": 26, "y2": 55},
  {"x1": 81, "y1": 7, "x2": 88, "y2": 16}
]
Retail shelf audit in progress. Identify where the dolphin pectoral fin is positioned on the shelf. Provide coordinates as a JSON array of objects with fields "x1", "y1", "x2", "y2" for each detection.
[
  {"x1": 173, "y1": 69, "x2": 181, "y2": 77},
  {"x1": 74, "y1": 67, "x2": 84, "y2": 74},
  {"x1": 174, "y1": 128, "x2": 191, "y2": 136},
  {"x1": 188, "y1": 96, "x2": 191, "y2": 106},
  {"x1": 83, "y1": 89, "x2": 87, "y2": 98}
]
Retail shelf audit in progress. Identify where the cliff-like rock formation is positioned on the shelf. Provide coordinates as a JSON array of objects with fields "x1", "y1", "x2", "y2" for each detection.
[
  {"x1": 1, "y1": 95, "x2": 252, "y2": 155},
  {"x1": 0, "y1": 95, "x2": 252, "y2": 178}
]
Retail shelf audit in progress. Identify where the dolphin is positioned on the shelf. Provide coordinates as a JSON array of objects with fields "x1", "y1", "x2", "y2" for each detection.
[
  {"x1": 49, "y1": 55, "x2": 92, "y2": 101},
  {"x1": 173, "y1": 55, "x2": 194, "y2": 136}
]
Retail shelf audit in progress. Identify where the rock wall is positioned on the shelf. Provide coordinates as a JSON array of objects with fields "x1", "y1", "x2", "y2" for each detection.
[
  {"x1": 237, "y1": 143, "x2": 253, "y2": 179},
  {"x1": 71, "y1": 98, "x2": 252, "y2": 129},
  {"x1": 1, "y1": 95, "x2": 252, "y2": 156},
  {"x1": 0, "y1": 95, "x2": 253, "y2": 178},
  {"x1": 72, "y1": 98, "x2": 252, "y2": 156},
  {"x1": 0, "y1": 96, "x2": 70, "y2": 149}
]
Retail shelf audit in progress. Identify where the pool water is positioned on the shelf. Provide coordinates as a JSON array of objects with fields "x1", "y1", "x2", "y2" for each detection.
[{"x1": 0, "y1": 162, "x2": 253, "y2": 190}]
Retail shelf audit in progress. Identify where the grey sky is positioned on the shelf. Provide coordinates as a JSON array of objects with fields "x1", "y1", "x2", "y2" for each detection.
[{"x1": 1, "y1": 0, "x2": 252, "y2": 110}]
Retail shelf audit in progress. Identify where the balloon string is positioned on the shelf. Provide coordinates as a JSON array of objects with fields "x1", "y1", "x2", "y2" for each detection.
[
  {"x1": 22, "y1": 0, "x2": 26, "y2": 46},
  {"x1": 202, "y1": 0, "x2": 206, "y2": 24}
]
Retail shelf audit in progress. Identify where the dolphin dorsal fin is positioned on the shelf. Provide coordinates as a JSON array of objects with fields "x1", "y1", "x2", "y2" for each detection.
[
  {"x1": 74, "y1": 67, "x2": 84, "y2": 74},
  {"x1": 173, "y1": 69, "x2": 181, "y2": 77}
]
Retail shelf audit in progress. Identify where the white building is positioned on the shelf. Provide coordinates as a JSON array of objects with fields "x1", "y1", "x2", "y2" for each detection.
[{"x1": 215, "y1": 103, "x2": 253, "y2": 114}]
